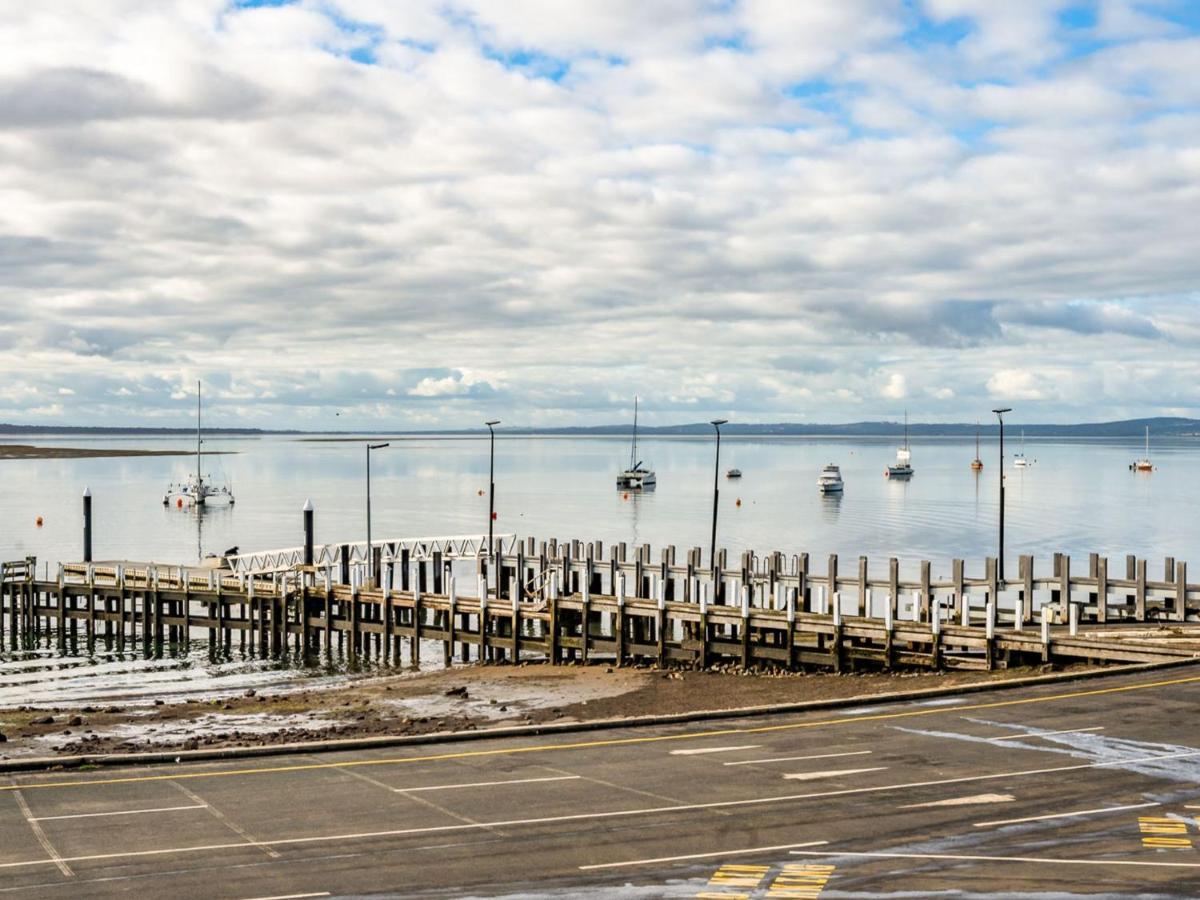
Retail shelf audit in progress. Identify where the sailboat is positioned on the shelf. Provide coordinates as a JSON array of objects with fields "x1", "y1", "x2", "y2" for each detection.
[
  {"x1": 164, "y1": 381, "x2": 235, "y2": 507},
  {"x1": 1013, "y1": 430, "x2": 1030, "y2": 468},
  {"x1": 615, "y1": 396, "x2": 656, "y2": 490},
  {"x1": 970, "y1": 424, "x2": 984, "y2": 470},
  {"x1": 1132, "y1": 425, "x2": 1154, "y2": 472},
  {"x1": 885, "y1": 411, "x2": 914, "y2": 478}
]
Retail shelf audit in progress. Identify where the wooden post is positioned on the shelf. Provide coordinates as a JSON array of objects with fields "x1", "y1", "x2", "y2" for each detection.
[
  {"x1": 1176, "y1": 561, "x2": 1188, "y2": 623},
  {"x1": 919, "y1": 560, "x2": 932, "y2": 621},
  {"x1": 827, "y1": 554, "x2": 838, "y2": 613},
  {"x1": 1136, "y1": 558, "x2": 1147, "y2": 622},
  {"x1": 951, "y1": 559, "x2": 965, "y2": 621},
  {"x1": 888, "y1": 557, "x2": 900, "y2": 622},
  {"x1": 1096, "y1": 556, "x2": 1108, "y2": 624},
  {"x1": 857, "y1": 556, "x2": 868, "y2": 617},
  {"x1": 1020, "y1": 554, "x2": 1034, "y2": 628},
  {"x1": 1059, "y1": 555, "x2": 1071, "y2": 623}
]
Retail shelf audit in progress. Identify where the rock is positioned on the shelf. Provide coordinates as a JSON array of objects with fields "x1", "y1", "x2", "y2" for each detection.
[
  {"x1": 153, "y1": 699, "x2": 164, "y2": 706},
  {"x1": 30, "y1": 716, "x2": 54, "y2": 725},
  {"x1": 68, "y1": 716, "x2": 83, "y2": 727},
  {"x1": 104, "y1": 706, "x2": 122, "y2": 714},
  {"x1": 444, "y1": 685, "x2": 469, "y2": 698},
  {"x1": 0, "y1": 733, "x2": 6, "y2": 743},
  {"x1": 244, "y1": 689, "x2": 257, "y2": 698}
]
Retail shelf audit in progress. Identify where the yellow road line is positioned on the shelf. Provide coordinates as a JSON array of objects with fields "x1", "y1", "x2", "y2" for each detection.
[{"x1": 4, "y1": 672, "x2": 1199, "y2": 793}]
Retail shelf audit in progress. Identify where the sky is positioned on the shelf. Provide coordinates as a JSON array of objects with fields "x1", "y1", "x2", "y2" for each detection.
[{"x1": 1, "y1": 1, "x2": 1199, "y2": 429}]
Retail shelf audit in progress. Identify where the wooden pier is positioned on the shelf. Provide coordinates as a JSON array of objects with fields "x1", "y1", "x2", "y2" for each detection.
[{"x1": 2, "y1": 541, "x2": 1197, "y2": 672}]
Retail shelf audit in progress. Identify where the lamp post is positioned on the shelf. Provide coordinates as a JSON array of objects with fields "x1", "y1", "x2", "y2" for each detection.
[
  {"x1": 992, "y1": 408, "x2": 1011, "y2": 581},
  {"x1": 366, "y1": 442, "x2": 389, "y2": 585},
  {"x1": 485, "y1": 420, "x2": 500, "y2": 553},
  {"x1": 709, "y1": 419, "x2": 728, "y2": 572}
]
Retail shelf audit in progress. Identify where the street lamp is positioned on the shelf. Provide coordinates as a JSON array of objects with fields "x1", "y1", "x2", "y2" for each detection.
[
  {"x1": 485, "y1": 420, "x2": 500, "y2": 553},
  {"x1": 709, "y1": 419, "x2": 728, "y2": 573},
  {"x1": 366, "y1": 442, "x2": 390, "y2": 586},
  {"x1": 992, "y1": 408, "x2": 1012, "y2": 581}
]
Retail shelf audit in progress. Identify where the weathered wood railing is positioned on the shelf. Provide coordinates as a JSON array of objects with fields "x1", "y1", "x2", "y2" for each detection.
[{"x1": 2, "y1": 540, "x2": 1197, "y2": 672}]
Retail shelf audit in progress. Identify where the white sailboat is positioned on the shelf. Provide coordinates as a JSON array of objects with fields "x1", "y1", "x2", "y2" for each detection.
[
  {"x1": 164, "y1": 381, "x2": 235, "y2": 507},
  {"x1": 1132, "y1": 425, "x2": 1154, "y2": 472},
  {"x1": 970, "y1": 424, "x2": 984, "y2": 470},
  {"x1": 1013, "y1": 430, "x2": 1030, "y2": 468},
  {"x1": 885, "y1": 411, "x2": 914, "y2": 479},
  {"x1": 615, "y1": 396, "x2": 656, "y2": 490}
]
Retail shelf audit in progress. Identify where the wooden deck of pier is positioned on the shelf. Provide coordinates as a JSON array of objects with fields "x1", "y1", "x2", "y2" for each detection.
[{"x1": 2, "y1": 540, "x2": 1197, "y2": 672}]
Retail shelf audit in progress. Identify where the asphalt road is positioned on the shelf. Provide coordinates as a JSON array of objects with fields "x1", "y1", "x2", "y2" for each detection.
[{"x1": 3, "y1": 667, "x2": 1200, "y2": 898}]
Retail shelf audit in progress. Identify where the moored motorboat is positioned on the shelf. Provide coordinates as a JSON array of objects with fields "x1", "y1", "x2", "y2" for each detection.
[{"x1": 818, "y1": 463, "x2": 844, "y2": 493}]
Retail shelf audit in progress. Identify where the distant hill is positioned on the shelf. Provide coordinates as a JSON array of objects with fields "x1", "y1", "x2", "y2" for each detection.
[{"x1": 2, "y1": 417, "x2": 1198, "y2": 438}]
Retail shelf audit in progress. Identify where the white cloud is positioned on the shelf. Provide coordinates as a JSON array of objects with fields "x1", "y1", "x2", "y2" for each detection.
[{"x1": 0, "y1": 2, "x2": 1197, "y2": 427}]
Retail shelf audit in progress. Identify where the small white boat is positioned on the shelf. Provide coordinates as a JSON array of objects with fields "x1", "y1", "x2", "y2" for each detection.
[
  {"x1": 818, "y1": 463, "x2": 844, "y2": 494},
  {"x1": 1131, "y1": 425, "x2": 1154, "y2": 472},
  {"x1": 616, "y1": 396, "x2": 656, "y2": 490},
  {"x1": 885, "y1": 411, "x2": 913, "y2": 479},
  {"x1": 164, "y1": 381, "x2": 235, "y2": 507},
  {"x1": 726, "y1": 468, "x2": 742, "y2": 479},
  {"x1": 1013, "y1": 429, "x2": 1030, "y2": 468}
]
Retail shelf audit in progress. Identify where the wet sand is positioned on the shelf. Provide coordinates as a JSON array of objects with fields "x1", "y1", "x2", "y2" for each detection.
[{"x1": 0, "y1": 660, "x2": 1095, "y2": 759}]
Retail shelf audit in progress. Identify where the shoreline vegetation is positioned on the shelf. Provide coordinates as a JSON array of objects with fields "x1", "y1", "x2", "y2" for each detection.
[
  {"x1": 1, "y1": 416, "x2": 1199, "y2": 439},
  {"x1": 0, "y1": 445, "x2": 235, "y2": 460}
]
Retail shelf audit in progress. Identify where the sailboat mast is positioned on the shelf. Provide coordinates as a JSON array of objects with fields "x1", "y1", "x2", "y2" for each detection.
[
  {"x1": 196, "y1": 380, "x2": 202, "y2": 491},
  {"x1": 630, "y1": 396, "x2": 638, "y2": 470},
  {"x1": 1146, "y1": 425, "x2": 1150, "y2": 459},
  {"x1": 903, "y1": 410, "x2": 908, "y2": 450}
]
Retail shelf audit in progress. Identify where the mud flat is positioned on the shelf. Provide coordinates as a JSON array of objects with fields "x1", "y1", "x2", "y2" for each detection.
[{"x1": 0, "y1": 660, "x2": 1096, "y2": 759}]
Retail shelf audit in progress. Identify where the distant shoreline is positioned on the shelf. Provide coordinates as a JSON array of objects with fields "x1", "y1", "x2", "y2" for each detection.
[
  {"x1": 0, "y1": 445, "x2": 235, "y2": 460},
  {"x1": 2, "y1": 415, "x2": 1198, "y2": 439}
]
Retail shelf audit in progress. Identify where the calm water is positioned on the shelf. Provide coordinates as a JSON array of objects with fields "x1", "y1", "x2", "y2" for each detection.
[
  {"x1": 2, "y1": 433, "x2": 1197, "y2": 707},
  {"x1": 2, "y1": 433, "x2": 1198, "y2": 573}
]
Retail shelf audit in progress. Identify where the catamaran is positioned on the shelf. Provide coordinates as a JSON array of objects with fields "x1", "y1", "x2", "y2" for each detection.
[
  {"x1": 886, "y1": 411, "x2": 914, "y2": 479},
  {"x1": 615, "y1": 396, "x2": 656, "y2": 490},
  {"x1": 1132, "y1": 425, "x2": 1154, "y2": 472},
  {"x1": 164, "y1": 381, "x2": 235, "y2": 507}
]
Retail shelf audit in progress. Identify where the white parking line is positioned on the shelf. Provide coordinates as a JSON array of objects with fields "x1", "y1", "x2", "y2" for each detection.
[
  {"x1": 237, "y1": 894, "x2": 331, "y2": 900},
  {"x1": 986, "y1": 727, "x2": 1105, "y2": 742},
  {"x1": 973, "y1": 802, "x2": 1160, "y2": 828},
  {"x1": 579, "y1": 841, "x2": 829, "y2": 870},
  {"x1": 724, "y1": 751, "x2": 873, "y2": 767},
  {"x1": 0, "y1": 748, "x2": 1197, "y2": 873},
  {"x1": 395, "y1": 775, "x2": 580, "y2": 793},
  {"x1": 790, "y1": 849, "x2": 1200, "y2": 869},
  {"x1": 29, "y1": 804, "x2": 206, "y2": 822},
  {"x1": 783, "y1": 767, "x2": 888, "y2": 781},
  {"x1": 669, "y1": 745, "x2": 762, "y2": 756}
]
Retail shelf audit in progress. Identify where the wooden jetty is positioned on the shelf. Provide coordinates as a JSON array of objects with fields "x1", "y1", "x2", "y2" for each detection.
[{"x1": 3, "y1": 540, "x2": 1197, "y2": 673}]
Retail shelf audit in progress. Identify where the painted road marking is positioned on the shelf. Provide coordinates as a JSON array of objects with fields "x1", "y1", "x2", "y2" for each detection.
[
  {"x1": 783, "y1": 768, "x2": 888, "y2": 781},
  {"x1": 172, "y1": 782, "x2": 281, "y2": 860},
  {"x1": 704, "y1": 862, "x2": 770, "y2": 889},
  {"x1": 10, "y1": 789, "x2": 72, "y2": 878},
  {"x1": 578, "y1": 841, "x2": 829, "y2": 871},
  {"x1": 766, "y1": 863, "x2": 836, "y2": 898},
  {"x1": 671, "y1": 745, "x2": 763, "y2": 756},
  {"x1": 1139, "y1": 815, "x2": 1196, "y2": 850},
  {"x1": 724, "y1": 751, "x2": 872, "y2": 767},
  {"x1": 395, "y1": 775, "x2": 580, "y2": 793},
  {"x1": 899, "y1": 793, "x2": 1015, "y2": 809},
  {"x1": 975, "y1": 802, "x2": 1159, "y2": 828},
  {"x1": 790, "y1": 849, "x2": 1200, "y2": 869},
  {"x1": 238, "y1": 894, "x2": 331, "y2": 900},
  {"x1": 28, "y1": 804, "x2": 207, "y2": 822},
  {"x1": 986, "y1": 726, "x2": 1105, "y2": 742},
  {"x1": 0, "y1": 746, "x2": 1194, "y2": 874},
  {"x1": 6, "y1": 672, "x2": 1200, "y2": 794}
]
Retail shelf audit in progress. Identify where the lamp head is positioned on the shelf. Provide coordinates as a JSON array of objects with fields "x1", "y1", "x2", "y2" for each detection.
[
  {"x1": 485, "y1": 420, "x2": 500, "y2": 426},
  {"x1": 368, "y1": 442, "x2": 390, "y2": 450},
  {"x1": 711, "y1": 419, "x2": 729, "y2": 427}
]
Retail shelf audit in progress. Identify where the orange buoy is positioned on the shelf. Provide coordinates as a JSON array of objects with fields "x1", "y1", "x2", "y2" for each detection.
[
  {"x1": 176, "y1": 497, "x2": 184, "y2": 508},
  {"x1": 622, "y1": 492, "x2": 629, "y2": 501},
  {"x1": 491, "y1": 511, "x2": 497, "y2": 520},
  {"x1": 735, "y1": 498, "x2": 742, "y2": 507},
  {"x1": 477, "y1": 489, "x2": 484, "y2": 496},
  {"x1": 35, "y1": 516, "x2": 43, "y2": 527}
]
